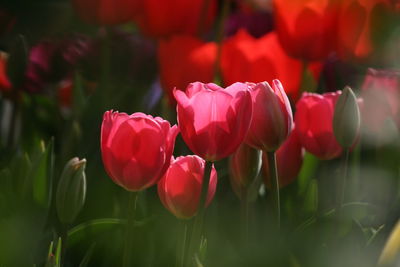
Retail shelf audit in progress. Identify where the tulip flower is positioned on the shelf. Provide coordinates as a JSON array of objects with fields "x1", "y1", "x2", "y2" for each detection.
[
  {"x1": 158, "y1": 36, "x2": 217, "y2": 105},
  {"x1": 157, "y1": 155, "x2": 217, "y2": 219},
  {"x1": 229, "y1": 143, "x2": 262, "y2": 201},
  {"x1": 262, "y1": 127, "x2": 304, "y2": 188},
  {"x1": 295, "y1": 91, "x2": 342, "y2": 160},
  {"x1": 101, "y1": 111, "x2": 178, "y2": 191},
  {"x1": 245, "y1": 80, "x2": 293, "y2": 152},
  {"x1": 72, "y1": 0, "x2": 139, "y2": 25},
  {"x1": 221, "y1": 30, "x2": 311, "y2": 101},
  {"x1": 133, "y1": 0, "x2": 217, "y2": 38},
  {"x1": 273, "y1": 0, "x2": 339, "y2": 61},
  {"x1": 361, "y1": 68, "x2": 400, "y2": 133},
  {"x1": 336, "y1": 0, "x2": 393, "y2": 62},
  {"x1": 174, "y1": 82, "x2": 253, "y2": 162}
]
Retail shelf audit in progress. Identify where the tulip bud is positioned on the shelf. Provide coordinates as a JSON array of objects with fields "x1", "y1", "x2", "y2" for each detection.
[
  {"x1": 333, "y1": 87, "x2": 361, "y2": 148},
  {"x1": 229, "y1": 143, "x2": 262, "y2": 201},
  {"x1": 56, "y1": 157, "x2": 87, "y2": 224}
]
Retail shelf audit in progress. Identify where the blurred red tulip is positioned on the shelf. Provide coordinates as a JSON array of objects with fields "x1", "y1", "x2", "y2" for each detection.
[
  {"x1": 221, "y1": 30, "x2": 305, "y2": 101},
  {"x1": 0, "y1": 52, "x2": 11, "y2": 92},
  {"x1": 158, "y1": 35, "x2": 217, "y2": 105},
  {"x1": 101, "y1": 111, "x2": 178, "y2": 191},
  {"x1": 361, "y1": 68, "x2": 400, "y2": 133},
  {"x1": 263, "y1": 127, "x2": 304, "y2": 188},
  {"x1": 295, "y1": 91, "x2": 342, "y2": 160},
  {"x1": 336, "y1": 0, "x2": 392, "y2": 62},
  {"x1": 72, "y1": 0, "x2": 139, "y2": 25},
  {"x1": 174, "y1": 82, "x2": 253, "y2": 162},
  {"x1": 245, "y1": 80, "x2": 293, "y2": 152},
  {"x1": 134, "y1": 0, "x2": 217, "y2": 38},
  {"x1": 158, "y1": 155, "x2": 217, "y2": 219},
  {"x1": 273, "y1": 0, "x2": 339, "y2": 61},
  {"x1": 229, "y1": 142, "x2": 262, "y2": 200}
]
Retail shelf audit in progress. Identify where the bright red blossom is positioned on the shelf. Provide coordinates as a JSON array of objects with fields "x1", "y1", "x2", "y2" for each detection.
[
  {"x1": 221, "y1": 30, "x2": 304, "y2": 101},
  {"x1": 295, "y1": 91, "x2": 342, "y2": 160},
  {"x1": 101, "y1": 111, "x2": 178, "y2": 191},
  {"x1": 174, "y1": 82, "x2": 253, "y2": 162},
  {"x1": 158, "y1": 155, "x2": 217, "y2": 219},
  {"x1": 133, "y1": 0, "x2": 217, "y2": 38},
  {"x1": 273, "y1": 0, "x2": 339, "y2": 61},
  {"x1": 158, "y1": 36, "x2": 216, "y2": 105}
]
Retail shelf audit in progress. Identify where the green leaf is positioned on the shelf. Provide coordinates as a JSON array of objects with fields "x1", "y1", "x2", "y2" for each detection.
[
  {"x1": 55, "y1": 237, "x2": 62, "y2": 267},
  {"x1": 302, "y1": 179, "x2": 318, "y2": 215}
]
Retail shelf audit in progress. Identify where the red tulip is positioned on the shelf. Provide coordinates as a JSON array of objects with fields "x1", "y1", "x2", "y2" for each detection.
[
  {"x1": 229, "y1": 143, "x2": 262, "y2": 200},
  {"x1": 101, "y1": 111, "x2": 178, "y2": 191},
  {"x1": 158, "y1": 35, "x2": 217, "y2": 105},
  {"x1": 174, "y1": 82, "x2": 253, "y2": 162},
  {"x1": 245, "y1": 80, "x2": 293, "y2": 152},
  {"x1": 295, "y1": 91, "x2": 342, "y2": 160},
  {"x1": 158, "y1": 155, "x2": 217, "y2": 219},
  {"x1": 72, "y1": 0, "x2": 139, "y2": 25},
  {"x1": 336, "y1": 0, "x2": 392, "y2": 62},
  {"x1": 263, "y1": 127, "x2": 304, "y2": 188},
  {"x1": 133, "y1": 0, "x2": 217, "y2": 38},
  {"x1": 273, "y1": 0, "x2": 339, "y2": 61},
  {"x1": 221, "y1": 30, "x2": 305, "y2": 101},
  {"x1": 361, "y1": 68, "x2": 400, "y2": 133}
]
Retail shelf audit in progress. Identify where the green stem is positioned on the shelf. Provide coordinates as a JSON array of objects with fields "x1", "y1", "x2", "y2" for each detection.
[
  {"x1": 186, "y1": 161, "x2": 213, "y2": 266},
  {"x1": 241, "y1": 190, "x2": 249, "y2": 244},
  {"x1": 267, "y1": 151, "x2": 280, "y2": 229},
  {"x1": 337, "y1": 149, "x2": 350, "y2": 212},
  {"x1": 122, "y1": 191, "x2": 139, "y2": 267},
  {"x1": 176, "y1": 221, "x2": 188, "y2": 267}
]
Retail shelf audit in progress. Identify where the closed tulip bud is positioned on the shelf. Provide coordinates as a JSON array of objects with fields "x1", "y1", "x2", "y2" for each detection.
[
  {"x1": 229, "y1": 143, "x2": 262, "y2": 201},
  {"x1": 101, "y1": 111, "x2": 178, "y2": 191},
  {"x1": 174, "y1": 82, "x2": 253, "y2": 162},
  {"x1": 245, "y1": 80, "x2": 293, "y2": 152},
  {"x1": 157, "y1": 155, "x2": 217, "y2": 219},
  {"x1": 56, "y1": 157, "x2": 87, "y2": 224},
  {"x1": 333, "y1": 87, "x2": 361, "y2": 148}
]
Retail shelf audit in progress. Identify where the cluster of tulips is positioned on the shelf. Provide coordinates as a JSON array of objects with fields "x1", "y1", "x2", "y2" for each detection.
[{"x1": 101, "y1": 76, "x2": 361, "y2": 264}]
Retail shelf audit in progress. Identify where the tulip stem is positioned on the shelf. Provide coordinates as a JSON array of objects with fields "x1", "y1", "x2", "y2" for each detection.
[
  {"x1": 267, "y1": 151, "x2": 280, "y2": 229},
  {"x1": 337, "y1": 148, "x2": 350, "y2": 212},
  {"x1": 241, "y1": 190, "x2": 249, "y2": 245},
  {"x1": 186, "y1": 161, "x2": 213, "y2": 266},
  {"x1": 176, "y1": 220, "x2": 188, "y2": 267},
  {"x1": 122, "y1": 191, "x2": 138, "y2": 267}
]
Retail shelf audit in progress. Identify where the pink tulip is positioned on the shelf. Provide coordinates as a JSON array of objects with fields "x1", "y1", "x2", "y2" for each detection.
[
  {"x1": 101, "y1": 111, "x2": 178, "y2": 191},
  {"x1": 174, "y1": 82, "x2": 253, "y2": 162},
  {"x1": 245, "y1": 80, "x2": 293, "y2": 152},
  {"x1": 295, "y1": 92, "x2": 342, "y2": 160},
  {"x1": 158, "y1": 155, "x2": 217, "y2": 219}
]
